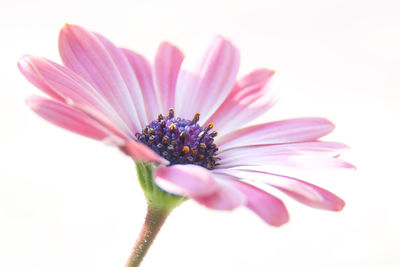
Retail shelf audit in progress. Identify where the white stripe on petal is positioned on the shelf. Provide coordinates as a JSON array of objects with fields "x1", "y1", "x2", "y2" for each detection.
[
  {"x1": 154, "y1": 42, "x2": 184, "y2": 114},
  {"x1": 18, "y1": 55, "x2": 133, "y2": 136},
  {"x1": 214, "y1": 169, "x2": 345, "y2": 211},
  {"x1": 27, "y1": 96, "x2": 111, "y2": 140},
  {"x1": 175, "y1": 36, "x2": 239, "y2": 122},
  {"x1": 59, "y1": 24, "x2": 146, "y2": 132},
  {"x1": 217, "y1": 118, "x2": 335, "y2": 150},
  {"x1": 206, "y1": 69, "x2": 276, "y2": 135}
]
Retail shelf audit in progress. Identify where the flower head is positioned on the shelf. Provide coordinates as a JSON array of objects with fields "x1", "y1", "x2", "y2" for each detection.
[{"x1": 19, "y1": 24, "x2": 353, "y2": 226}]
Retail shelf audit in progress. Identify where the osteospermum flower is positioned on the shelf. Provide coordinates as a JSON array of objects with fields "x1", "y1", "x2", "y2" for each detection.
[{"x1": 19, "y1": 24, "x2": 353, "y2": 266}]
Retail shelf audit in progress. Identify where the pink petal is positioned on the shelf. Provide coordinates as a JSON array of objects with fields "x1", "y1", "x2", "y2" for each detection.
[
  {"x1": 217, "y1": 118, "x2": 335, "y2": 150},
  {"x1": 27, "y1": 96, "x2": 166, "y2": 164},
  {"x1": 175, "y1": 36, "x2": 240, "y2": 123},
  {"x1": 154, "y1": 42, "x2": 184, "y2": 114},
  {"x1": 121, "y1": 48, "x2": 162, "y2": 121},
  {"x1": 18, "y1": 56, "x2": 64, "y2": 102},
  {"x1": 120, "y1": 140, "x2": 169, "y2": 165},
  {"x1": 59, "y1": 24, "x2": 147, "y2": 131},
  {"x1": 154, "y1": 165, "x2": 218, "y2": 198},
  {"x1": 26, "y1": 96, "x2": 111, "y2": 140},
  {"x1": 18, "y1": 55, "x2": 133, "y2": 135},
  {"x1": 215, "y1": 169, "x2": 345, "y2": 211},
  {"x1": 219, "y1": 153, "x2": 355, "y2": 172},
  {"x1": 218, "y1": 174, "x2": 289, "y2": 226},
  {"x1": 206, "y1": 69, "x2": 276, "y2": 134},
  {"x1": 195, "y1": 179, "x2": 246, "y2": 210},
  {"x1": 155, "y1": 165, "x2": 245, "y2": 210},
  {"x1": 218, "y1": 141, "x2": 350, "y2": 168}
]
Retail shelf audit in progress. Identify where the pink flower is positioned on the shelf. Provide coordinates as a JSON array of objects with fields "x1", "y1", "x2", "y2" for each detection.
[{"x1": 19, "y1": 24, "x2": 353, "y2": 226}]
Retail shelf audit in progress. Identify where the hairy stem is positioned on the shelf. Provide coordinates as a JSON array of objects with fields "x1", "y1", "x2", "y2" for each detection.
[{"x1": 126, "y1": 205, "x2": 171, "y2": 267}]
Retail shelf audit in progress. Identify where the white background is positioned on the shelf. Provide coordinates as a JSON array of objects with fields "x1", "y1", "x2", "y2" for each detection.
[{"x1": 1, "y1": 0, "x2": 399, "y2": 266}]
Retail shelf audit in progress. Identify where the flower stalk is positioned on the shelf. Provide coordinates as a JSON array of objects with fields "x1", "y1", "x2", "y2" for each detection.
[
  {"x1": 125, "y1": 205, "x2": 171, "y2": 267},
  {"x1": 126, "y1": 162, "x2": 186, "y2": 266}
]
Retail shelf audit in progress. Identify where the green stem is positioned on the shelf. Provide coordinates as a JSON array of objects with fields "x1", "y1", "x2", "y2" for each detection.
[{"x1": 125, "y1": 205, "x2": 171, "y2": 267}]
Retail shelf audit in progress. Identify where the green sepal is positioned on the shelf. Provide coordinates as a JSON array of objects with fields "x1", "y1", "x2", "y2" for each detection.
[{"x1": 134, "y1": 161, "x2": 187, "y2": 211}]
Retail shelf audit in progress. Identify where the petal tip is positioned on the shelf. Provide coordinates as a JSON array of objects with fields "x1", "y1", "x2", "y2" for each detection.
[
  {"x1": 334, "y1": 199, "x2": 346, "y2": 212},
  {"x1": 213, "y1": 34, "x2": 231, "y2": 43},
  {"x1": 59, "y1": 23, "x2": 84, "y2": 41},
  {"x1": 61, "y1": 22, "x2": 76, "y2": 31},
  {"x1": 159, "y1": 41, "x2": 175, "y2": 48},
  {"x1": 17, "y1": 55, "x2": 32, "y2": 71},
  {"x1": 344, "y1": 162, "x2": 356, "y2": 170},
  {"x1": 317, "y1": 118, "x2": 335, "y2": 133},
  {"x1": 25, "y1": 95, "x2": 39, "y2": 107},
  {"x1": 211, "y1": 35, "x2": 237, "y2": 50},
  {"x1": 268, "y1": 212, "x2": 290, "y2": 227},
  {"x1": 121, "y1": 141, "x2": 170, "y2": 165},
  {"x1": 327, "y1": 119, "x2": 336, "y2": 131}
]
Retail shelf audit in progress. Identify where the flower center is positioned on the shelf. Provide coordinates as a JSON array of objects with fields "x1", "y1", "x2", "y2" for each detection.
[{"x1": 136, "y1": 109, "x2": 219, "y2": 170}]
